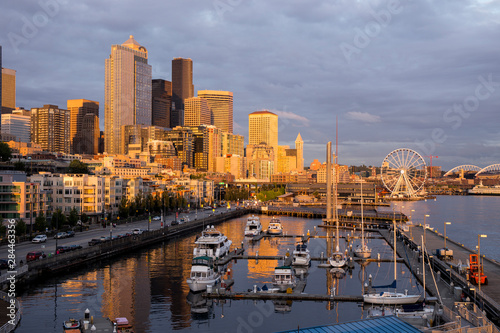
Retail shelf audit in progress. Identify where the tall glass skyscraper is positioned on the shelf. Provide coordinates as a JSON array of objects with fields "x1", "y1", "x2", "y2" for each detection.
[
  {"x1": 105, "y1": 35, "x2": 152, "y2": 154},
  {"x1": 197, "y1": 90, "x2": 233, "y2": 134}
]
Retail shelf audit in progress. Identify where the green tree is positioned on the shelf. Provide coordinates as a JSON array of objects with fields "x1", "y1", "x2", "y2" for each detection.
[
  {"x1": 81, "y1": 213, "x2": 89, "y2": 224},
  {"x1": 68, "y1": 207, "x2": 79, "y2": 226},
  {"x1": 119, "y1": 196, "x2": 129, "y2": 218},
  {"x1": 68, "y1": 159, "x2": 89, "y2": 174},
  {"x1": 52, "y1": 209, "x2": 66, "y2": 229},
  {"x1": 34, "y1": 213, "x2": 47, "y2": 232},
  {"x1": 0, "y1": 142, "x2": 12, "y2": 162},
  {"x1": 15, "y1": 219, "x2": 27, "y2": 236}
]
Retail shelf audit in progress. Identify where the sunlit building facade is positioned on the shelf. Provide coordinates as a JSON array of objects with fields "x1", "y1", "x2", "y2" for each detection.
[
  {"x1": 30, "y1": 104, "x2": 71, "y2": 154},
  {"x1": 105, "y1": 35, "x2": 152, "y2": 155},
  {"x1": 171, "y1": 57, "x2": 193, "y2": 127},
  {"x1": 197, "y1": 90, "x2": 233, "y2": 133},
  {"x1": 68, "y1": 99, "x2": 99, "y2": 155},
  {"x1": 1, "y1": 108, "x2": 30, "y2": 142},
  {"x1": 1, "y1": 67, "x2": 15, "y2": 114},
  {"x1": 184, "y1": 97, "x2": 211, "y2": 127}
]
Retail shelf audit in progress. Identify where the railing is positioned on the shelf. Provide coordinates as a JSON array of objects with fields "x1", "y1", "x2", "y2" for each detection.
[
  {"x1": 0, "y1": 265, "x2": 28, "y2": 285},
  {"x1": 0, "y1": 290, "x2": 21, "y2": 333}
]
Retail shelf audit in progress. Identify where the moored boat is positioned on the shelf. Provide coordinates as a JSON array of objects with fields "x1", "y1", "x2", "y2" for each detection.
[
  {"x1": 292, "y1": 243, "x2": 311, "y2": 266},
  {"x1": 267, "y1": 217, "x2": 283, "y2": 235},
  {"x1": 363, "y1": 290, "x2": 421, "y2": 305},
  {"x1": 329, "y1": 249, "x2": 347, "y2": 268},
  {"x1": 244, "y1": 215, "x2": 262, "y2": 236},
  {"x1": 272, "y1": 266, "x2": 296, "y2": 292},
  {"x1": 63, "y1": 319, "x2": 81, "y2": 332},
  {"x1": 193, "y1": 225, "x2": 232, "y2": 259},
  {"x1": 186, "y1": 256, "x2": 221, "y2": 292}
]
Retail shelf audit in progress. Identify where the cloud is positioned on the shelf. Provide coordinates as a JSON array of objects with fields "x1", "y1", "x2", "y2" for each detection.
[
  {"x1": 272, "y1": 110, "x2": 310, "y2": 126},
  {"x1": 346, "y1": 111, "x2": 381, "y2": 123}
]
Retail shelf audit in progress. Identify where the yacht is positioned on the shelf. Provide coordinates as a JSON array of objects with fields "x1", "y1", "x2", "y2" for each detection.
[
  {"x1": 468, "y1": 182, "x2": 500, "y2": 195},
  {"x1": 292, "y1": 243, "x2": 311, "y2": 266},
  {"x1": 273, "y1": 266, "x2": 297, "y2": 292},
  {"x1": 193, "y1": 225, "x2": 232, "y2": 259},
  {"x1": 267, "y1": 217, "x2": 283, "y2": 235},
  {"x1": 244, "y1": 215, "x2": 262, "y2": 236},
  {"x1": 186, "y1": 256, "x2": 221, "y2": 292},
  {"x1": 329, "y1": 248, "x2": 347, "y2": 268}
]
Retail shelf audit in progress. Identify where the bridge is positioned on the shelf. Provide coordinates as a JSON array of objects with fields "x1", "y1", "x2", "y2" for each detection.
[{"x1": 444, "y1": 164, "x2": 500, "y2": 177}]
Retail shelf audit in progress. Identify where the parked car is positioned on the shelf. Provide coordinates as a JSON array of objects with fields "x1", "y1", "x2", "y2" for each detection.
[
  {"x1": 132, "y1": 228, "x2": 144, "y2": 235},
  {"x1": 66, "y1": 231, "x2": 75, "y2": 237},
  {"x1": 152, "y1": 216, "x2": 161, "y2": 221},
  {"x1": 26, "y1": 251, "x2": 46, "y2": 262},
  {"x1": 54, "y1": 232, "x2": 68, "y2": 239},
  {"x1": 32, "y1": 235, "x2": 47, "y2": 243},
  {"x1": 88, "y1": 239, "x2": 101, "y2": 246},
  {"x1": 0, "y1": 259, "x2": 9, "y2": 269},
  {"x1": 170, "y1": 220, "x2": 179, "y2": 226}
]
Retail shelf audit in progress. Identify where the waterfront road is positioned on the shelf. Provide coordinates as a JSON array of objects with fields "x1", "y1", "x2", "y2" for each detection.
[
  {"x1": 0, "y1": 206, "x2": 234, "y2": 270},
  {"x1": 409, "y1": 225, "x2": 500, "y2": 306}
]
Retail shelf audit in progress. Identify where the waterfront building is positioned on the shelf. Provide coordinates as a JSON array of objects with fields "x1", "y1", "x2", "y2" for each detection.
[
  {"x1": 246, "y1": 144, "x2": 275, "y2": 180},
  {"x1": 171, "y1": 57, "x2": 193, "y2": 127},
  {"x1": 172, "y1": 178, "x2": 214, "y2": 206},
  {"x1": 30, "y1": 172, "x2": 104, "y2": 223},
  {"x1": 1, "y1": 108, "x2": 30, "y2": 142},
  {"x1": 184, "y1": 97, "x2": 211, "y2": 127},
  {"x1": 197, "y1": 90, "x2": 233, "y2": 133},
  {"x1": 122, "y1": 177, "x2": 144, "y2": 201},
  {"x1": 1, "y1": 67, "x2": 15, "y2": 114},
  {"x1": 152, "y1": 79, "x2": 172, "y2": 128},
  {"x1": 221, "y1": 132, "x2": 244, "y2": 157},
  {"x1": 30, "y1": 104, "x2": 71, "y2": 154},
  {"x1": 103, "y1": 175, "x2": 123, "y2": 216},
  {"x1": 0, "y1": 171, "x2": 51, "y2": 225},
  {"x1": 68, "y1": 99, "x2": 99, "y2": 155},
  {"x1": 105, "y1": 35, "x2": 152, "y2": 155}
]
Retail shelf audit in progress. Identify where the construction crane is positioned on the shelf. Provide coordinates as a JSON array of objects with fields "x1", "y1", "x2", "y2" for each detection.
[{"x1": 424, "y1": 155, "x2": 438, "y2": 178}]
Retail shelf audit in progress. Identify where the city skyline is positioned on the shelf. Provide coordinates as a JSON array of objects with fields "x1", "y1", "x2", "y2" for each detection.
[{"x1": 1, "y1": 1, "x2": 500, "y2": 169}]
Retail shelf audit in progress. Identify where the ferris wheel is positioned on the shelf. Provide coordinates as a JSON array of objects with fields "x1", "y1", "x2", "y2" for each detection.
[{"x1": 380, "y1": 148, "x2": 427, "y2": 198}]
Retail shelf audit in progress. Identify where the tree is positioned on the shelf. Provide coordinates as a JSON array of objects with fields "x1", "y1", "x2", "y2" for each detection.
[
  {"x1": 52, "y1": 209, "x2": 66, "y2": 229},
  {"x1": 15, "y1": 219, "x2": 27, "y2": 236},
  {"x1": 68, "y1": 159, "x2": 89, "y2": 174},
  {"x1": 68, "y1": 207, "x2": 79, "y2": 226},
  {"x1": 0, "y1": 142, "x2": 12, "y2": 162},
  {"x1": 14, "y1": 161, "x2": 26, "y2": 171},
  {"x1": 119, "y1": 196, "x2": 129, "y2": 218},
  {"x1": 34, "y1": 213, "x2": 47, "y2": 232},
  {"x1": 81, "y1": 213, "x2": 89, "y2": 224}
]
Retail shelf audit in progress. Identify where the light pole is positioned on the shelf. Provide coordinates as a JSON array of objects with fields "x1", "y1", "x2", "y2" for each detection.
[
  {"x1": 478, "y1": 234, "x2": 487, "y2": 291},
  {"x1": 401, "y1": 205, "x2": 405, "y2": 224},
  {"x1": 423, "y1": 214, "x2": 430, "y2": 246},
  {"x1": 409, "y1": 209, "x2": 415, "y2": 239},
  {"x1": 444, "y1": 222, "x2": 451, "y2": 249}
]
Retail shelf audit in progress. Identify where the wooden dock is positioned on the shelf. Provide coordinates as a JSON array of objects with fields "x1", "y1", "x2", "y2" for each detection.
[
  {"x1": 204, "y1": 291, "x2": 363, "y2": 302},
  {"x1": 216, "y1": 247, "x2": 245, "y2": 265},
  {"x1": 230, "y1": 255, "x2": 404, "y2": 264}
]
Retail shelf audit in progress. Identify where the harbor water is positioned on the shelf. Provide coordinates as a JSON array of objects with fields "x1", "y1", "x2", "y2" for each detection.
[{"x1": 14, "y1": 195, "x2": 499, "y2": 332}]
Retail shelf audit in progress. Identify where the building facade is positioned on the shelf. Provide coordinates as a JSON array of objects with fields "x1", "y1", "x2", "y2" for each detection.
[
  {"x1": 1, "y1": 67, "x2": 15, "y2": 114},
  {"x1": 197, "y1": 90, "x2": 233, "y2": 133},
  {"x1": 221, "y1": 132, "x2": 244, "y2": 157},
  {"x1": 152, "y1": 79, "x2": 172, "y2": 128},
  {"x1": 30, "y1": 104, "x2": 71, "y2": 154},
  {"x1": 1, "y1": 108, "x2": 30, "y2": 142},
  {"x1": 68, "y1": 99, "x2": 99, "y2": 155},
  {"x1": 171, "y1": 57, "x2": 193, "y2": 127},
  {"x1": 248, "y1": 110, "x2": 278, "y2": 166},
  {"x1": 184, "y1": 97, "x2": 211, "y2": 127},
  {"x1": 105, "y1": 35, "x2": 152, "y2": 155}
]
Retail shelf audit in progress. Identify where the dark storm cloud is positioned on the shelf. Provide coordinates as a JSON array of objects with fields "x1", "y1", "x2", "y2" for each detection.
[{"x1": 1, "y1": 0, "x2": 499, "y2": 170}]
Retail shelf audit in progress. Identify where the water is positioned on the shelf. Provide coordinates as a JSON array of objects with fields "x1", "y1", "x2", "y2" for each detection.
[{"x1": 14, "y1": 196, "x2": 498, "y2": 332}]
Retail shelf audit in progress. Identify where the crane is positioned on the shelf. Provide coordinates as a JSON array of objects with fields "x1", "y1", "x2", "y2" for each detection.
[{"x1": 424, "y1": 155, "x2": 438, "y2": 178}]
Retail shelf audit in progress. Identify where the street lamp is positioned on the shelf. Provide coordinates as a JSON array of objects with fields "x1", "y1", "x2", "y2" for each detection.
[
  {"x1": 423, "y1": 214, "x2": 430, "y2": 254},
  {"x1": 478, "y1": 234, "x2": 487, "y2": 291},
  {"x1": 444, "y1": 222, "x2": 451, "y2": 249}
]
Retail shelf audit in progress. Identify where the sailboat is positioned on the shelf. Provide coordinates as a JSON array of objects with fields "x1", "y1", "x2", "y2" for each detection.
[
  {"x1": 354, "y1": 180, "x2": 371, "y2": 259},
  {"x1": 328, "y1": 150, "x2": 347, "y2": 268},
  {"x1": 363, "y1": 219, "x2": 421, "y2": 304}
]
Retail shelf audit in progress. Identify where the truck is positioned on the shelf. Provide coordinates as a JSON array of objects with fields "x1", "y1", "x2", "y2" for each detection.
[
  {"x1": 468, "y1": 254, "x2": 488, "y2": 285},
  {"x1": 436, "y1": 248, "x2": 454, "y2": 260}
]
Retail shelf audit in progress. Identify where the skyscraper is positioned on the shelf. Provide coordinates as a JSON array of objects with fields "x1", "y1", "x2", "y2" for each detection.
[
  {"x1": 31, "y1": 105, "x2": 70, "y2": 153},
  {"x1": 105, "y1": 35, "x2": 152, "y2": 154},
  {"x1": 152, "y1": 79, "x2": 172, "y2": 128},
  {"x1": 1, "y1": 68, "x2": 16, "y2": 114},
  {"x1": 295, "y1": 132, "x2": 304, "y2": 171},
  {"x1": 0, "y1": 45, "x2": 2, "y2": 128},
  {"x1": 171, "y1": 58, "x2": 193, "y2": 127},
  {"x1": 248, "y1": 110, "x2": 278, "y2": 148},
  {"x1": 1, "y1": 108, "x2": 30, "y2": 143},
  {"x1": 197, "y1": 90, "x2": 233, "y2": 133},
  {"x1": 68, "y1": 99, "x2": 99, "y2": 154},
  {"x1": 184, "y1": 97, "x2": 211, "y2": 127}
]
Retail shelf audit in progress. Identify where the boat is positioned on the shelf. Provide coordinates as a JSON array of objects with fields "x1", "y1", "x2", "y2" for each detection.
[
  {"x1": 267, "y1": 217, "x2": 283, "y2": 235},
  {"x1": 244, "y1": 215, "x2": 262, "y2": 236},
  {"x1": 112, "y1": 317, "x2": 134, "y2": 333},
  {"x1": 329, "y1": 250, "x2": 347, "y2": 268},
  {"x1": 272, "y1": 266, "x2": 297, "y2": 292},
  {"x1": 363, "y1": 220, "x2": 421, "y2": 305},
  {"x1": 186, "y1": 256, "x2": 221, "y2": 292},
  {"x1": 193, "y1": 225, "x2": 232, "y2": 259},
  {"x1": 186, "y1": 291, "x2": 214, "y2": 317},
  {"x1": 292, "y1": 243, "x2": 311, "y2": 266},
  {"x1": 354, "y1": 181, "x2": 372, "y2": 259},
  {"x1": 468, "y1": 182, "x2": 500, "y2": 195},
  {"x1": 63, "y1": 319, "x2": 81, "y2": 332}
]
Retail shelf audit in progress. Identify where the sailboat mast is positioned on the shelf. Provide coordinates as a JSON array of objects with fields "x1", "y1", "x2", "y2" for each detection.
[
  {"x1": 422, "y1": 235, "x2": 425, "y2": 295},
  {"x1": 361, "y1": 181, "x2": 364, "y2": 248},
  {"x1": 393, "y1": 218, "x2": 397, "y2": 281}
]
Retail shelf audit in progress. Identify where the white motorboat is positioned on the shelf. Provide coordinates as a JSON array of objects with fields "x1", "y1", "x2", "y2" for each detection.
[
  {"x1": 267, "y1": 217, "x2": 283, "y2": 235},
  {"x1": 329, "y1": 248, "x2": 347, "y2": 268},
  {"x1": 193, "y1": 225, "x2": 232, "y2": 259},
  {"x1": 354, "y1": 181, "x2": 372, "y2": 259},
  {"x1": 244, "y1": 215, "x2": 262, "y2": 236},
  {"x1": 363, "y1": 220, "x2": 421, "y2": 305},
  {"x1": 292, "y1": 243, "x2": 311, "y2": 266},
  {"x1": 186, "y1": 256, "x2": 221, "y2": 292},
  {"x1": 273, "y1": 266, "x2": 296, "y2": 292}
]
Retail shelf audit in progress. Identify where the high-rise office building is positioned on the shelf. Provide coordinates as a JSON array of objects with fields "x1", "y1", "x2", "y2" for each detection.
[
  {"x1": 295, "y1": 133, "x2": 304, "y2": 171},
  {"x1": 105, "y1": 35, "x2": 152, "y2": 154},
  {"x1": 221, "y1": 132, "x2": 244, "y2": 156},
  {"x1": 171, "y1": 58, "x2": 193, "y2": 127},
  {"x1": 0, "y1": 45, "x2": 2, "y2": 127},
  {"x1": 248, "y1": 110, "x2": 278, "y2": 163},
  {"x1": 30, "y1": 104, "x2": 70, "y2": 153},
  {"x1": 184, "y1": 97, "x2": 211, "y2": 127},
  {"x1": 68, "y1": 99, "x2": 99, "y2": 154},
  {"x1": 152, "y1": 79, "x2": 172, "y2": 128},
  {"x1": 1, "y1": 108, "x2": 30, "y2": 142},
  {"x1": 197, "y1": 90, "x2": 233, "y2": 133},
  {"x1": 1, "y1": 68, "x2": 15, "y2": 114}
]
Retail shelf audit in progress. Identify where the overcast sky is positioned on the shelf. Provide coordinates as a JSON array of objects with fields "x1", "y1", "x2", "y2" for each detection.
[{"x1": 1, "y1": 0, "x2": 499, "y2": 170}]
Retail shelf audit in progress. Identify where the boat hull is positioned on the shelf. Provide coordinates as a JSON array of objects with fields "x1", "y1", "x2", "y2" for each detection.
[
  {"x1": 186, "y1": 276, "x2": 220, "y2": 292},
  {"x1": 363, "y1": 292, "x2": 421, "y2": 305},
  {"x1": 354, "y1": 249, "x2": 372, "y2": 259},
  {"x1": 292, "y1": 255, "x2": 310, "y2": 266},
  {"x1": 267, "y1": 229, "x2": 282, "y2": 235}
]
